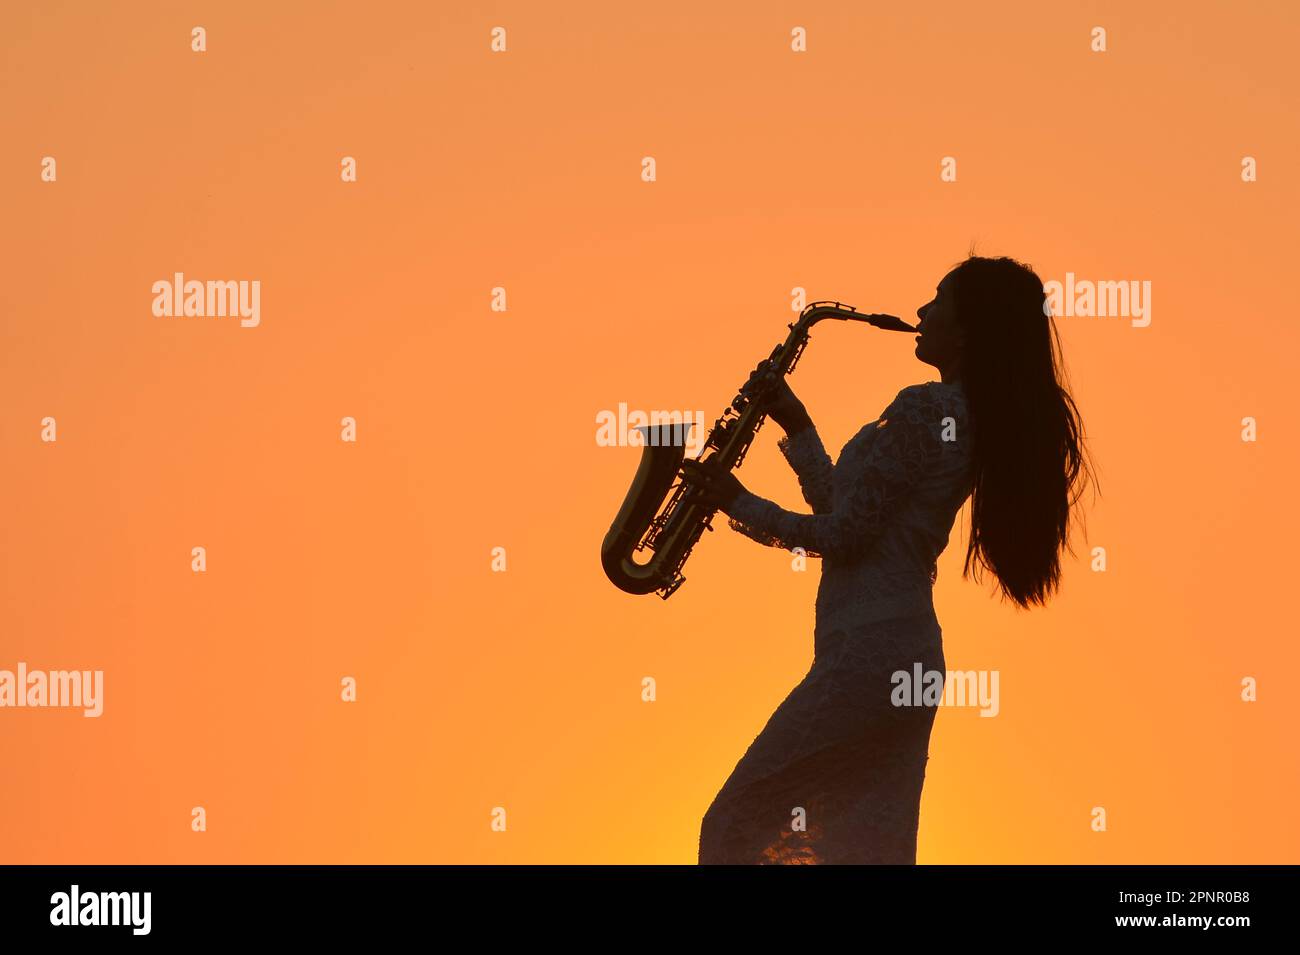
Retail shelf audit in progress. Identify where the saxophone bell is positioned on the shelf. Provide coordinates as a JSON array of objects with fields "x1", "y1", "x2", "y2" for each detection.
[{"x1": 600, "y1": 421, "x2": 699, "y2": 597}]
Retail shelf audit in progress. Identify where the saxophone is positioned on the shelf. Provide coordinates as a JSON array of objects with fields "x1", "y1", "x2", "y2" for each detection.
[{"x1": 601, "y1": 301, "x2": 917, "y2": 599}]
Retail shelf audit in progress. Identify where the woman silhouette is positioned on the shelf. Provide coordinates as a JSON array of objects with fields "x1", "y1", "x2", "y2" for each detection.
[{"x1": 682, "y1": 255, "x2": 1094, "y2": 864}]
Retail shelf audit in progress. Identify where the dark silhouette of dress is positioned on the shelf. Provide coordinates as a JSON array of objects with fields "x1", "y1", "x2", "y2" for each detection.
[{"x1": 699, "y1": 381, "x2": 973, "y2": 864}]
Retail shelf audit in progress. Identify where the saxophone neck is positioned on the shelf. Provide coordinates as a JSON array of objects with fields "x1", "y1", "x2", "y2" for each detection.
[{"x1": 798, "y1": 301, "x2": 917, "y2": 334}]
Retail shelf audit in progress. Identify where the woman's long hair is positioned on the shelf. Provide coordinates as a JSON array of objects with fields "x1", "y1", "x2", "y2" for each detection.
[{"x1": 952, "y1": 254, "x2": 1096, "y2": 609}]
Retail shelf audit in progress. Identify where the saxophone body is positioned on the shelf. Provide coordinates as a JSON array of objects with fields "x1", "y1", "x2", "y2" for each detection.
[{"x1": 600, "y1": 301, "x2": 917, "y2": 599}]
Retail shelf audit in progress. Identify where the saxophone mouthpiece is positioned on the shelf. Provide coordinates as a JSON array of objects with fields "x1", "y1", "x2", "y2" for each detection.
[{"x1": 864, "y1": 313, "x2": 918, "y2": 333}]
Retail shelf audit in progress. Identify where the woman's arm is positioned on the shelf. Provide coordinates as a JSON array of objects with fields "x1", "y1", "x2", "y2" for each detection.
[
  {"x1": 725, "y1": 385, "x2": 946, "y2": 561},
  {"x1": 773, "y1": 415, "x2": 835, "y2": 515},
  {"x1": 761, "y1": 378, "x2": 835, "y2": 514}
]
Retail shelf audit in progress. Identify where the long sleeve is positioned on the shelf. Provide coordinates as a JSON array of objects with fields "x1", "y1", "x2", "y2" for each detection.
[
  {"x1": 776, "y1": 425, "x2": 835, "y2": 514},
  {"x1": 724, "y1": 385, "x2": 948, "y2": 562}
]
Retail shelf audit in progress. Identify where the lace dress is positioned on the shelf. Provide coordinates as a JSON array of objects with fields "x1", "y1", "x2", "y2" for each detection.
[{"x1": 698, "y1": 380, "x2": 974, "y2": 864}]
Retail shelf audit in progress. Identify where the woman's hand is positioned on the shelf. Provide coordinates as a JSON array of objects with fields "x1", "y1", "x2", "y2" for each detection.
[
  {"x1": 679, "y1": 457, "x2": 747, "y2": 513},
  {"x1": 741, "y1": 360, "x2": 810, "y2": 433}
]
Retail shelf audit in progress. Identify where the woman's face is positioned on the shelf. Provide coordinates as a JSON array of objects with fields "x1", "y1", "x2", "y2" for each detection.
[{"x1": 914, "y1": 269, "x2": 964, "y2": 373}]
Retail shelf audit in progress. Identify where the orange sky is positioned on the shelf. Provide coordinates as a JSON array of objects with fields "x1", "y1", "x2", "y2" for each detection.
[{"x1": 1, "y1": 1, "x2": 1297, "y2": 863}]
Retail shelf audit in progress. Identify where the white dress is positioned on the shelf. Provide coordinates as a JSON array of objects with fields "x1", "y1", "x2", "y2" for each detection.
[{"x1": 698, "y1": 380, "x2": 974, "y2": 864}]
